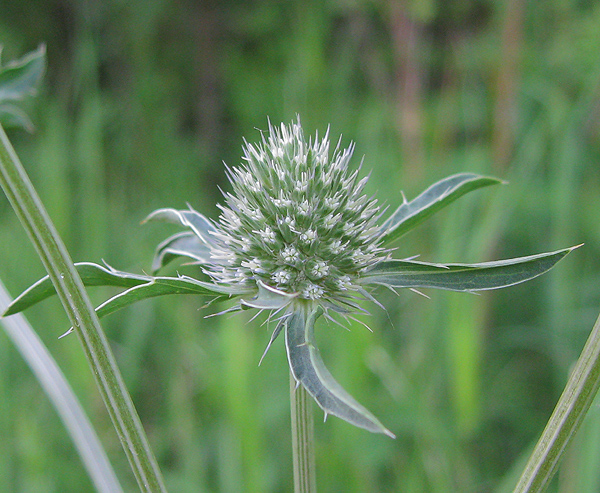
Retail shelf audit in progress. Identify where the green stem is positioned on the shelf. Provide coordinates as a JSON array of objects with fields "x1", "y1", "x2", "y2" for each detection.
[
  {"x1": 514, "y1": 309, "x2": 600, "y2": 492},
  {"x1": 290, "y1": 372, "x2": 317, "y2": 493},
  {"x1": 0, "y1": 124, "x2": 167, "y2": 492}
]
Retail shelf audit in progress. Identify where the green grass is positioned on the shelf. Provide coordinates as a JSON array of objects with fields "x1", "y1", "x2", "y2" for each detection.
[{"x1": 1, "y1": 1, "x2": 600, "y2": 491}]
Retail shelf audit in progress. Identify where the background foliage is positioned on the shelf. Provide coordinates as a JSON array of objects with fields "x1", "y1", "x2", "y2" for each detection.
[{"x1": 1, "y1": 0, "x2": 599, "y2": 491}]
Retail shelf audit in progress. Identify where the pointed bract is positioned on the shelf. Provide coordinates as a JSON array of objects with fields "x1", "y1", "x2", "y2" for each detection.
[
  {"x1": 285, "y1": 305, "x2": 394, "y2": 437},
  {"x1": 360, "y1": 247, "x2": 578, "y2": 292},
  {"x1": 151, "y1": 232, "x2": 212, "y2": 273},
  {"x1": 378, "y1": 173, "x2": 503, "y2": 246}
]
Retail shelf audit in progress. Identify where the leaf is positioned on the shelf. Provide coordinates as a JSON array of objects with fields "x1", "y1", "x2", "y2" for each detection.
[
  {"x1": 378, "y1": 173, "x2": 503, "y2": 246},
  {"x1": 93, "y1": 275, "x2": 246, "y2": 320},
  {"x1": 285, "y1": 305, "x2": 394, "y2": 437},
  {"x1": 360, "y1": 246, "x2": 579, "y2": 292},
  {"x1": 2, "y1": 262, "x2": 249, "y2": 317},
  {"x1": 3, "y1": 263, "x2": 150, "y2": 316},
  {"x1": 0, "y1": 44, "x2": 46, "y2": 102},
  {"x1": 144, "y1": 207, "x2": 218, "y2": 247},
  {"x1": 151, "y1": 231, "x2": 212, "y2": 273}
]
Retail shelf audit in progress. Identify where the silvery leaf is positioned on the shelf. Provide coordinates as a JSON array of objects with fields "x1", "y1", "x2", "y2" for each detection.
[
  {"x1": 379, "y1": 173, "x2": 503, "y2": 246},
  {"x1": 285, "y1": 305, "x2": 394, "y2": 437},
  {"x1": 151, "y1": 231, "x2": 212, "y2": 273},
  {"x1": 360, "y1": 246, "x2": 578, "y2": 292},
  {"x1": 2, "y1": 262, "x2": 249, "y2": 317},
  {"x1": 0, "y1": 44, "x2": 46, "y2": 102},
  {"x1": 241, "y1": 280, "x2": 297, "y2": 310},
  {"x1": 144, "y1": 207, "x2": 218, "y2": 247}
]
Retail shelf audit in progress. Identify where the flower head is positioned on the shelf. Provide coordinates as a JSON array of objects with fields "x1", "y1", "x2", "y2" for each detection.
[
  {"x1": 206, "y1": 118, "x2": 384, "y2": 309},
  {"x1": 4, "y1": 107, "x2": 575, "y2": 439}
]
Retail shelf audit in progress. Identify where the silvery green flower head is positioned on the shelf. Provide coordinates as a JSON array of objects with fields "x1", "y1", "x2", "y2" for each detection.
[
  {"x1": 4, "y1": 117, "x2": 576, "y2": 437},
  {"x1": 190, "y1": 118, "x2": 384, "y2": 309}
]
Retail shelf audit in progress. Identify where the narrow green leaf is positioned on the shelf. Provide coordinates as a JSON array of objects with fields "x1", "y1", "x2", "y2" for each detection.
[
  {"x1": 378, "y1": 173, "x2": 503, "y2": 245},
  {"x1": 94, "y1": 275, "x2": 248, "y2": 320},
  {"x1": 3, "y1": 262, "x2": 151, "y2": 316},
  {"x1": 360, "y1": 246, "x2": 578, "y2": 292},
  {"x1": 0, "y1": 44, "x2": 46, "y2": 102},
  {"x1": 285, "y1": 305, "x2": 394, "y2": 437},
  {"x1": 3, "y1": 262, "x2": 250, "y2": 317}
]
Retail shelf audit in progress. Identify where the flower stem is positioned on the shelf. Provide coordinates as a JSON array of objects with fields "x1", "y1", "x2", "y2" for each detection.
[
  {"x1": 0, "y1": 124, "x2": 167, "y2": 492},
  {"x1": 290, "y1": 372, "x2": 317, "y2": 493},
  {"x1": 513, "y1": 309, "x2": 600, "y2": 492}
]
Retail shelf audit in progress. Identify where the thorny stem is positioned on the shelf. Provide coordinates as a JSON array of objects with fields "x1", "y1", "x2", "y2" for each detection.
[{"x1": 290, "y1": 371, "x2": 317, "y2": 493}]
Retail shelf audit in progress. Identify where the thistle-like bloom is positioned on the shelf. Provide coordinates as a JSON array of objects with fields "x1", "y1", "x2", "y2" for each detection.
[
  {"x1": 177, "y1": 119, "x2": 384, "y2": 307},
  {"x1": 5, "y1": 117, "x2": 575, "y2": 437}
]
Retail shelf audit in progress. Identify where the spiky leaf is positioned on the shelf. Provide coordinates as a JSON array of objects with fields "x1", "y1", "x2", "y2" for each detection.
[
  {"x1": 360, "y1": 246, "x2": 578, "y2": 292},
  {"x1": 92, "y1": 275, "x2": 243, "y2": 319},
  {"x1": 2, "y1": 262, "x2": 248, "y2": 317},
  {"x1": 0, "y1": 44, "x2": 46, "y2": 102},
  {"x1": 144, "y1": 207, "x2": 218, "y2": 247},
  {"x1": 378, "y1": 173, "x2": 503, "y2": 245},
  {"x1": 285, "y1": 305, "x2": 394, "y2": 437},
  {"x1": 151, "y1": 232, "x2": 212, "y2": 273},
  {"x1": 3, "y1": 263, "x2": 149, "y2": 316},
  {"x1": 240, "y1": 280, "x2": 297, "y2": 310},
  {"x1": 0, "y1": 44, "x2": 46, "y2": 131}
]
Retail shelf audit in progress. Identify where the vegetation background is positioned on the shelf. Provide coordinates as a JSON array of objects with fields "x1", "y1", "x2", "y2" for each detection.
[{"x1": 1, "y1": 0, "x2": 599, "y2": 491}]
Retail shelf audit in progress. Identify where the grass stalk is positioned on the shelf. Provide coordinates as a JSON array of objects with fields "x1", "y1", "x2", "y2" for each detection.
[
  {"x1": 290, "y1": 372, "x2": 317, "y2": 493},
  {"x1": 0, "y1": 124, "x2": 167, "y2": 492},
  {"x1": 513, "y1": 309, "x2": 600, "y2": 492}
]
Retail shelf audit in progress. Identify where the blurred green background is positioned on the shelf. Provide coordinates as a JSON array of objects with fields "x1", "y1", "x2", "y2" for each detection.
[{"x1": 1, "y1": 0, "x2": 599, "y2": 491}]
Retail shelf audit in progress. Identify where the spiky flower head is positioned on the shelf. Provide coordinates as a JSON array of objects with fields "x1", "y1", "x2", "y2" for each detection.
[{"x1": 209, "y1": 118, "x2": 384, "y2": 307}]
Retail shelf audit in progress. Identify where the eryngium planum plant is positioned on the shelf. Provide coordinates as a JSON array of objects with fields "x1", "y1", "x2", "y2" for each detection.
[{"x1": 4, "y1": 117, "x2": 577, "y2": 437}]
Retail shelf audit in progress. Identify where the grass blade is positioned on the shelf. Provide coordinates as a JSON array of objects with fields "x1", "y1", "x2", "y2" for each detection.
[{"x1": 0, "y1": 279, "x2": 124, "y2": 493}]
